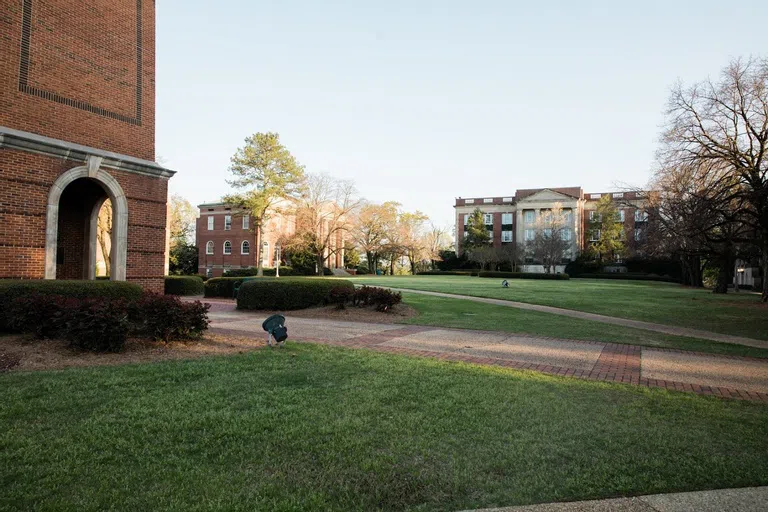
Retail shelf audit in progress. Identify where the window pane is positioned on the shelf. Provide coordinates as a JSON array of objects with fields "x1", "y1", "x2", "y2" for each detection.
[
  {"x1": 501, "y1": 213, "x2": 513, "y2": 225},
  {"x1": 224, "y1": 215, "x2": 232, "y2": 230},
  {"x1": 207, "y1": 216, "x2": 214, "y2": 230},
  {"x1": 223, "y1": 241, "x2": 232, "y2": 254},
  {"x1": 243, "y1": 215, "x2": 249, "y2": 229}
]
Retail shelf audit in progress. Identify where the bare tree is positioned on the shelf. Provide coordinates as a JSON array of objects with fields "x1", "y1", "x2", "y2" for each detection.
[
  {"x1": 468, "y1": 246, "x2": 500, "y2": 270},
  {"x1": 351, "y1": 201, "x2": 400, "y2": 274},
  {"x1": 526, "y1": 203, "x2": 570, "y2": 273},
  {"x1": 96, "y1": 199, "x2": 112, "y2": 276},
  {"x1": 660, "y1": 57, "x2": 768, "y2": 300},
  {"x1": 423, "y1": 223, "x2": 452, "y2": 270},
  {"x1": 398, "y1": 211, "x2": 429, "y2": 274},
  {"x1": 500, "y1": 242, "x2": 522, "y2": 272},
  {"x1": 291, "y1": 173, "x2": 360, "y2": 275}
]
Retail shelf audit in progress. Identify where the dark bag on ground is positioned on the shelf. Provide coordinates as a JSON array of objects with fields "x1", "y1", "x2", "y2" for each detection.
[{"x1": 272, "y1": 326, "x2": 288, "y2": 342}]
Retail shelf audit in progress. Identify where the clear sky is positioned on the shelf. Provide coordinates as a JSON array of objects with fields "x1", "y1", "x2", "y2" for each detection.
[{"x1": 156, "y1": 0, "x2": 768, "y2": 228}]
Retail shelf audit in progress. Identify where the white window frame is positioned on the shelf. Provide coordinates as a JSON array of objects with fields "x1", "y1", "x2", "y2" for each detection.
[
  {"x1": 241, "y1": 240, "x2": 250, "y2": 254},
  {"x1": 242, "y1": 215, "x2": 249, "y2": 230},
  {"x1": 224, "y1": 215, "x2": 232, "y2": 231},
  {"x1": 463, "y1": 214, "x2": 469, "y2": 225},
  {"x1": 524, "y1": 229, "x2": 535, "y2": 241},
  {"x1": 206, "y1": 241, "x2": 214, "y2": 255},
  {"x1": 205, "y1": 267, "x2": 213, "y2": 278},
  {"x1": 207, "y1": 216, "x2": 214, "y2": 230},
  {"x1": 262, "y1": 241, "x2": 269, "y2": 265},
  {"x1": 590, "y1": 229, "x2": 601, "y2": 242},
  {"x1": 501, "y1": 213, "x2": 513, "y2": 225},
  {"x1": 502, "y1": 197, "x2": 513, "y2": 202},
  {"x1": 501, "y1": 230, "x2": 513, "y2": 242},
  {"x1": 524, "y1": 210, "x2": 535, "y2": 223},
  {"x1": 223, "y1": 240, "x2": 232, "y2": 255},
  {"x1": 634, "y1": 228, "x2": 642, "y2": 241},
  {"x1": 634, "y1": 210, "x2": 648, "y2": 222},
  {"x1": 616, "y1": 210, "x2": 625, "y2": 222},
  {"x1": 483, "y1": 198, "x2": 493, "y2": 203},
  {"x1": 612, "y1": 192, "x2": 623, "y2": 199},
  {"x1": 590, "y1": 193, "x2": 601, "y2": 199},
  {"x1": 483, "y1": 213, "x2": 493, "y2": 225},
  {"x1": 561, "y1": 228, "x2": 572, "y2": 241},
  {"x1": 465, "y1": 199, "x2": 475, "y2": 204}
]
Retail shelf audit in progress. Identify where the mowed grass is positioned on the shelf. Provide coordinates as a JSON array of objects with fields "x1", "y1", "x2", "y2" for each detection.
[
  {"x1": 398, "y1": 293, "x2": 768, "y2": 358},
  {"x1": 353, "y1": 276, "x2": 768, "y2": 340},
  {"x1": 2, "y1": 344, "x2": 768, "y2": 511}
]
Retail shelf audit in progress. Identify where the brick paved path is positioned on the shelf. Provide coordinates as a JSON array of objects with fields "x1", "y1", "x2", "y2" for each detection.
[
  {"x1": 201, "y1": 300, "x2": 768, "y2": 402},
  {"x1": 379, "y1": 287, "x2": 768, "y2": 349}
]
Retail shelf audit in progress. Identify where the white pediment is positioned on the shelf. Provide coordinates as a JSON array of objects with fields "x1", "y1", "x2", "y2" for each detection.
[{"x1": 517, "y1": 189, "x2": 578, "y2": 203}]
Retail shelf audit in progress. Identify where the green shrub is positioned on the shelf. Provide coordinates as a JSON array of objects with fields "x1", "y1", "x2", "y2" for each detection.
[
  {"x1": 573, "y1": 273, "x2": 680, "y2": 283},
  {"x1": 237, "y1": 278, "x2": 355, "y2": 310},
  {"x1": 164, "y1": 276, "x2": 205, "y2": 296},
  {"x1": 328, "y1": 286, "x2": 355, "y2": 309},
  {"x1": 417, "y1": 270, "x2": 479, "y2": 276},
  {"x1": 477, "y1": 271, "x2": 570, "y2": 280},
  {"x1": 204, "y1": 277, "x2": 249, "y2": 298},
  {"x1": 0, "y1": 280, "x2": 143, "y2": 331},
  {"x1": 223, "y1": 267, "x2": 294, "y2": 277}
]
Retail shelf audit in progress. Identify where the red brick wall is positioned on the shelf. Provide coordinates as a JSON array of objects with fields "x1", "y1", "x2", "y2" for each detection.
[
  {"x1": 0, "y1": 0, "x2": 156, "y2": 161},
  {"x1": 0, "y1": 149, "x2": 168, "y2": 293},
  {"x1": 197, "y1": 210, "x2": 258, "y2": 277}
]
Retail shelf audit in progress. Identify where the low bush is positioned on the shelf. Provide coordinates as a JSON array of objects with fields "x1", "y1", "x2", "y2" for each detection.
[
  {"x1": 164, "y1": 276, "x2": 205, "y2": 296},
  {"x1": 328, "y1": 286, "x2": 355, "y2": 309},
  {"x1": 237, "y1": 278, "x2": 355, "y2": 310},
  {"x1": 352, "y1": 286, "x2": 403, "y2": 312},
  {"x1": 223, "y1": 267, "x2": 295, "y2": 277},
  {"x1": 573, "y1": 273, "x2": 680, "y2": 283},
  {"x1": 477, "y1": 271, "x2": 570, "y2": 280},
  {"x1": 417, "y1": 270, "x2": 479, "y2": 276},
  {"x1": 63, "y1": 299, "x2": 131, "y2": 353},
  {"x1": 6, "y1": 294, "x2": 74, "y2": 339},
  {"x1": 204, "y1": 277, "x2": 250, "y2": 298},
  {"x1": 134, "y1": 294, "x2": 210, "y2": 342},
  {"x1": 0, "y1": 280, "x2": 143, "y2": 331}
]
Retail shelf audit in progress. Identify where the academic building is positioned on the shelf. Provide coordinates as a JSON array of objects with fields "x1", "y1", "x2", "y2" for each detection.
[
  {"x1": 0, "y1": 0, "x2": 173, "y2": 291},
  {"x1": 196, "y1": 202, "x2": 346, "y2": 277},
  {"x1": 454, "y1": 187, "x2": 649, "y2": 268}
]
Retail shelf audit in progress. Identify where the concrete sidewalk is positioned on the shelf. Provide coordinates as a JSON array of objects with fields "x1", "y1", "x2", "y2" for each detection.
[
  {"x1": 465, "y1": 486, "x2": 768, "y2": 511},
  {"x1": 203, "y1": 301, "x2": 768, "y2": 401},
  {"x1": 378, "y1": 288, "x2": 768, "y2": 349}
]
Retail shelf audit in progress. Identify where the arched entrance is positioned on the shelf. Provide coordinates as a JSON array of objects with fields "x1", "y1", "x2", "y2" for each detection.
[{"x1": 44, "y1": 157, "x2": 128, "y2": 281}]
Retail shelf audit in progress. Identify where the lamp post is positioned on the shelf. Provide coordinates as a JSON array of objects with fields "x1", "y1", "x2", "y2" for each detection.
[{"x1": 275, "y1": 245, "x2": 281, "y2": 278}]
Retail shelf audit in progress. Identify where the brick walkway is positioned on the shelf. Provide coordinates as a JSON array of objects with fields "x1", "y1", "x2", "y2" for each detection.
[{"x1": 200, "y1": 299, "x2": 768, "y2": 403}]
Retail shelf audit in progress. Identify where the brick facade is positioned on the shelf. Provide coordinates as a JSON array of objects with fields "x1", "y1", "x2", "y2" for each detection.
[{"x1": 0, "y1": 0, "x2": 172, "y2": 292}]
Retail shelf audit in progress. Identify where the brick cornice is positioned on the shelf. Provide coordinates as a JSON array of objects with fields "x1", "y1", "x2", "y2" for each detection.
[{"x1": 0, "y1": 126, "x2": 175, "y2": 179}]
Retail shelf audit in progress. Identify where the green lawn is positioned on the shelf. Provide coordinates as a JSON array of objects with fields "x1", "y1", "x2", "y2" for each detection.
[
  {"x1": 398, "y1": 293, "x2": 768, "y2": 358},
  {"x1": 353, "y1": 276, "x2": 768, "y2": 340},
  {"x1": 2, "y1": 345, "x2": 767, "y2": 511}
]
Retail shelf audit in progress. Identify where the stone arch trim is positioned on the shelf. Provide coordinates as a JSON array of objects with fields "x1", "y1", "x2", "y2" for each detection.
[{"x1": 45, "y1": 157, "x2": 129, "y2": 281}]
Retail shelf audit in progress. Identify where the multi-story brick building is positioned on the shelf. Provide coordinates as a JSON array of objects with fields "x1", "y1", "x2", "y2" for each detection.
[
  {"x1": 196, "y1": 202, "x2": 345, "y2": 277},
  {"x1": 454, "y1": 187, "x2": 648, "y2": 269},
  {"x1": 0, "y1": 0, "x2": 173, "y2": 291}
]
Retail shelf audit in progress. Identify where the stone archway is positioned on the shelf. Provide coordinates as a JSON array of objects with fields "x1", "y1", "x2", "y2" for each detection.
[{"x1": 44, "y1": 156, "x2": 128, "y2": 281}]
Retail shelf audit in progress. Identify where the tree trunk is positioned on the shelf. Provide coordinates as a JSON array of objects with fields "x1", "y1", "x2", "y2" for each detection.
[
  {"x1": 390, "y1": 258, "x2": 395, "y2": 276},
  {"x1": 366, "y1": 251, "x2": 374, "y2": 274},
  {"x1": 712, "y1": 257, "x2": 731, "y2": 294},
  {"x1": 316, "y1": 252, "x2": 324, "y2": 276},
  {"x1": 255, "y1": 222, "x2": 263, "y2": 277},
  {"x1": 762, "y1": 235, "x2": 768, "y2": 302}
]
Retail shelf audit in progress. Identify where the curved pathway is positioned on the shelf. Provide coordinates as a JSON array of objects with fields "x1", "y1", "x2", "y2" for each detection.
[
  {"x1": 377, "y1": 287, "x2": 768, "y2": 349},
  {"x1": 201, "y1": 300, "x2": 768, "y2": 402}
]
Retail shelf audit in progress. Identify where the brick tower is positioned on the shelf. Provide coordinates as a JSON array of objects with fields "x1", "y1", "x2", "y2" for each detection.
[{"x1": 0, "y1": 0, "x2": 174, "y2": 292}]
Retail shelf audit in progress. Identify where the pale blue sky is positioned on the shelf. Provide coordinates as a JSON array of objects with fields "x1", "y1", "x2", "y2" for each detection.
[{"x1": 156, "y1": 0, "x2": 768, "y2": 228}]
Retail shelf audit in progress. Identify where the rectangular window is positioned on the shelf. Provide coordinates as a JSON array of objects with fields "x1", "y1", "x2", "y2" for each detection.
[
  {"x1": 207, "y1": 216, "x2": 214, "y2": 230},
  {"x1": 590, "y1": 229, "x2": 601, "y2": 242},
  {"x1": 589, "y1": 211, "x2": 602, "y2": 222},
  {"x1": 483, "y1": 213, "x2": 493, "y2": 225},
  {"x1": 242, "y1": 215, "x2": 249, "y2": 229},
  {"x1": 561, "y1": 228, "x2": 572, "y2": 241},
  {"x1": 612, "y1": 192, "x2": 623, "y2": 198},
  {"x1": 483, "y1": 198, "x2": 493, "y2": 203},
  {"x1": 206, "y1": 267, "x2": 213, "y2": 278},
  {"x1": 501, "y1": 230, "x2": 513, "y2": 242},
  {"x1": 634, "y1": 228, "x2": 642, "y2": 241},
  {"x1": 465, "y1": 199, "x2": 475, "y2": 204},
  {"x1": 634, "y1": 210, "x2": 648, "y2": 222},
  {"x1": 524, "y1": 210, "x2": 535, "y2": 223},
  {"x1": 501, "y1": 213, "x2": 513, "y2": 225},
  {"x1": 463, "y1": 214, "x2": 469, "y2": 225},
  {"x1": 616, "y1": 210, "x2": 625, "y2": 222},
  {"x1": 524, "y1": 229, "x2": 535, "y2": 241},
  {"x1": 563, "y1": 209, "x2": 573, "y2": 223},
  {"x1": 224, "y1": 215, "x2": 232, "y2": 230},
  {"x1": 590, "y1": 193, "x2": 601, "y2": 199},
  {"x1": 502, "y1": 197, "x2": 513, "y2": 202}
]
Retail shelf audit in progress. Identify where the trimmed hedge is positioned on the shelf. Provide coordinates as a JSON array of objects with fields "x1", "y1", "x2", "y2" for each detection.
[
  {"x1": 572, "y1": 273, "x2": 680, "y2": 283},
  {"x1": 223, "y1": 267, "x2": 295, "y2": 277},
  {"x1": 164, "y1": 276, "x2": 205, "y2": 296},
  {"x1": 204, "y1": 277, "x2": 251, "y2": 298},
  {"x1": 0, "y1": 280, "x2": 143, "y2": 330},
  {"x1": 477, "y1": 271, "x2": 570, "y2": 280},
  {"x1": 417, "y1": 270, "x2": 479, "y2": 276},
  {"x1": 237, "y1": 278, "x2": 355, "y2": 310}
]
